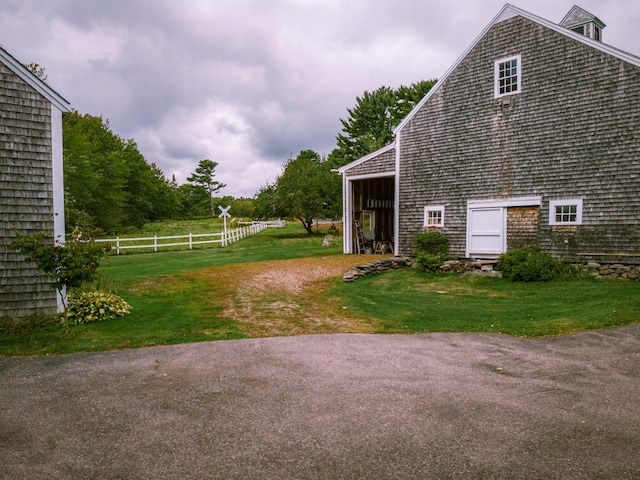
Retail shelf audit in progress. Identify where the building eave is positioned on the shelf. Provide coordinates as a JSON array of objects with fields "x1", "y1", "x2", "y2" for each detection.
[{"x1": 0, "y1": 45, "x2": 72, "y2": 113}]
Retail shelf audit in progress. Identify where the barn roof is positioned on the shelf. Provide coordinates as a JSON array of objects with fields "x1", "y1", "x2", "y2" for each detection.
[
  {"x1": 394, "y1": 3, "x2": 640, "y2": 135},
  {"x1": 0, "y1": 45, "x2": 72, "y2": 112}
]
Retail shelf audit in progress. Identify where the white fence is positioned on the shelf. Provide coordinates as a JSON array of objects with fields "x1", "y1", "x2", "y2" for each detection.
[{"x1": 95, "y1": 220, "x2": 285, "y2": 255}]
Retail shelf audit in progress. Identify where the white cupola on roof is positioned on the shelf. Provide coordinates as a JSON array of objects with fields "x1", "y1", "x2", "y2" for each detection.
[{"x1": 560, "y1": 5, "x2": 605, "y2": 41}]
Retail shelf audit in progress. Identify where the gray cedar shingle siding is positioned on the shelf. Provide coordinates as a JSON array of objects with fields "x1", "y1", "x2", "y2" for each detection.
[
  {"x1": 343, "y1": 147, "x2": 395, "y2": 177},
  {"x1": 396, "y1": 15, "x2": 640, "y2": 259},
  {"x1": 0, "y1": 63, "x2": 58, "y2": 317}
]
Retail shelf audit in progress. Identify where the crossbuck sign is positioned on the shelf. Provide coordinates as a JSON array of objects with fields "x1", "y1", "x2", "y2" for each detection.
[{"x1": 218, "y1": 205, "x2": 231, "y2": 245}]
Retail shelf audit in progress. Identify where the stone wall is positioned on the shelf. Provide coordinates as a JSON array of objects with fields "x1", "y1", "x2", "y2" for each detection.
[
  {"x1": 343, "y1": 257, "x2": 413, "y2": 282},
  {"x1": 586, "y1": 263, "x2": 640, "y2": 280},
  {"x1": 343, "y1": 257, "x2": 640, "y2": 282},
  {"x1": 343, "y1": 257, "x2": 500, "y2": 281}
]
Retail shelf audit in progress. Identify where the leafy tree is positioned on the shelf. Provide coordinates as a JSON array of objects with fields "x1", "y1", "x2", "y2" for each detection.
[
  {"x1": 211, "y1": 196, "x2": 255, "y2": 219},
  {"x1": 273, "y1": 150, "x2": 341, "y2": 234},
  {"x1": 10, "y1": 228, "x2": 110, "y2": 332},
  {"x1": 331, "y1": 80, "x2": 437, "y2": 167},
  {"x1": 230, "y1": 197, "x2": 255, "y2": 218},
  {"x1": 63, "y1": 112, "x2": 130, "y2": 231},
  {"x1": 176, "y1": 183, "x2": 210, "y2": 218},
  {"x1": 63, "y1": 112, "x2": 178, "y2": 230},
  {"x1": 25, "y1": 62, "x2": 47, "y2": 82},
  {"x1": 253, "y1": 183, "x2": 280, "y2": 220},
  {"x1": 148, "y1": 163, "x2": 182, "y2": 220},
  {"x1": 335, "y1": 86, "x2": 396, "y2": 165},
  {"x1": 187, "y1": 159, "x2": 226, "y2": 216}
]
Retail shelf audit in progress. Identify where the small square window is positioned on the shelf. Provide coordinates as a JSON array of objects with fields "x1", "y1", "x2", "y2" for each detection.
[
  {"x1": 494, "y1": 55, "x2": 521, "y2": 98},
  {"x1": 549, "y1": 199, "x2": 582, "y2": 225},
  {"x1": 424, "y1": 206, "x2": 445, "y2": 227}
]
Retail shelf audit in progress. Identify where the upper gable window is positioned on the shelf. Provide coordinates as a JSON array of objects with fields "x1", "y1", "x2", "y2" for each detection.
[{"x1": 494, "y1": 55, "x2": 521, "y2": 98}]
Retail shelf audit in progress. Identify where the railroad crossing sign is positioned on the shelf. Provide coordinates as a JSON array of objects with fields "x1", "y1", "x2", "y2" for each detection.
[
  {"x1": 218, "y1": 205, "x2": 231, "y2": 218},
  {"x1": 218, "y1": 205, "x2": 231, "y2": 246}
]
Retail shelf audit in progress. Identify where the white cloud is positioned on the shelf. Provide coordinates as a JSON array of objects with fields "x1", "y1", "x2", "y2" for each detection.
[{"x1": 1, "y1": 0, "x2": 638, "y2": 197}]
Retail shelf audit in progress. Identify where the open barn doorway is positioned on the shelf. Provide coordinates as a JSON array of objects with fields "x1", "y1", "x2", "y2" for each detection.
[{"x1": 346, "y1": 176, "x2": 395, "y2": 254}]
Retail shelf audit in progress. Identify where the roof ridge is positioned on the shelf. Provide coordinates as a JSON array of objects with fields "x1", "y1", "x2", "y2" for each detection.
[{"x1": 393, "y1": 4, "x2": 640, "y2": 135}]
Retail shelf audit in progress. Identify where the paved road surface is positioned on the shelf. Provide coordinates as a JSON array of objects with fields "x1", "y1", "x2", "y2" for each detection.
[{"x1": 1, "y1": 325, "x2": 639, "y2": 479}]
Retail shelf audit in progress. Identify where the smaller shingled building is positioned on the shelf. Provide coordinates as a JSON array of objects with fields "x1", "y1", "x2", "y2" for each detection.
[{"x1": 1, "y1": 45, "x2": 72, "y2": 318}]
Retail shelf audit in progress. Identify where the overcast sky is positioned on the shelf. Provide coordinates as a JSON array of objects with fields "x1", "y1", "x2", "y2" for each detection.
[{"x1": 2, "y1": 0, "x2": 638, "y2": 197}]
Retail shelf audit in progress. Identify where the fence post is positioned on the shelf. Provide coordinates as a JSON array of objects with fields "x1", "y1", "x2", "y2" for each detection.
[
  {"x1": 154, "y1": 235, "x2": 157, "y2": 252},
  {"x1": 189, "y1": 233, "x2": 193, "y2": 250},
  {"x1": 116, "y1": 237, "x2": 120, "y2": 255}
]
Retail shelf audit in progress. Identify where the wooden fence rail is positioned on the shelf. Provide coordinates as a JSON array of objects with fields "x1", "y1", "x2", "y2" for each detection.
[{"x1": 94, "y1": 220, "x2": 285, "y2": 255}]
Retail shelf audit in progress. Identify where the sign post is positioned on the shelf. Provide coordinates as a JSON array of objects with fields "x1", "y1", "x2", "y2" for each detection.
[{"x1": 218, "y1": 205, "x2": 231, "y2": 246}]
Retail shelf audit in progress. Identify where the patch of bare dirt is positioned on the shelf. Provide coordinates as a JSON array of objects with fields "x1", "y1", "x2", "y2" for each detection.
[{"x1": 198, "y1": 255, "x2": 384, "y2": 337}]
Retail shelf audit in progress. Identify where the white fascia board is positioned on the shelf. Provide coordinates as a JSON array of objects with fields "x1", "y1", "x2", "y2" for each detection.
[
  {"x1": 394, "y1": 4, "x2": 640, "y2": 136},
  {"x1": 337, "y1": 143, "x2": 396, "y2": 174},
  {"x1": 0, "y1": 47, "x2": 72, "y2": 112},
  {"x1": 467, "y1": 196, "x2": 542, "y2": 209}
]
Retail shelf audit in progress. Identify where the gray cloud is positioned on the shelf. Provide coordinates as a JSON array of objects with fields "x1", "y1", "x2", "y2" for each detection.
[{"x1": 2, "y1": 0, "x2": 638, "y2": 197}]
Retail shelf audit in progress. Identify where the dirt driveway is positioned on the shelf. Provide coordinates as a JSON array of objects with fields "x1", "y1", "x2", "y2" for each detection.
[{"x1": 1, "y1": 325, "x2": 639, "y2": 479}]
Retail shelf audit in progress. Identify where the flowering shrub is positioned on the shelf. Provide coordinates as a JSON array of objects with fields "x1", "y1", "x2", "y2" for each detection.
[{"x1": 64, "y1": 291, "x2": 131, "y2": 325}]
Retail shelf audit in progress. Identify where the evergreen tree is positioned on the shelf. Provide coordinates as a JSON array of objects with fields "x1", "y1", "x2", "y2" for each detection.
[{"x1": 331, "y1": 80, "x2": 437, "y2": 167}]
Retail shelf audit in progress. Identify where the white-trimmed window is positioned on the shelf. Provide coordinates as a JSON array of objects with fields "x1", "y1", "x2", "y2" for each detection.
[
  {"x1": 362, "y1": 210, "x2": 376, "y2": 235},
  {"x1": 424, "y1": 206, "x2": 445, "y2": 227},
  {"x1": 549, "y1": 199, "x2": 583, "y2": 225},
  {"x1": 494, "y1": 55, "x2": 521, "y2": 98}
]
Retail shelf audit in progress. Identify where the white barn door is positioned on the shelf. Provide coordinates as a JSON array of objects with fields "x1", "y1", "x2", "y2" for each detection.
[{"x1": 466, "y1": 207, "x2": 505, "y2": 258}]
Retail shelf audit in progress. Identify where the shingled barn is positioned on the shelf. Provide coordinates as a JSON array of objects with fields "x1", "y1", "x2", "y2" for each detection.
[
  {"x1": 1, "y1": 45, "x2": 72, "y2": 319},
  {"x1": 339, "y1": 5, "x2": 640, "y2": 269}
]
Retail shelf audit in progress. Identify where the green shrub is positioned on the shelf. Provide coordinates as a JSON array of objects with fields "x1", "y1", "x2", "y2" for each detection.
[
  {"x1": 496, "y1": 246, "x2": 581, "y2": 282},
  {"x1": 414, "y1": 231, "x2": 449, "y2": 272},
  {"x1": 415, "y1": 231, "x2": 449, "y2": 255},
  {"x1": 416, "y1": 252, "x2": 448, "y2": 272},
  {"x1": 64, "y1": 291, "x2": 132, "y2": 325}
]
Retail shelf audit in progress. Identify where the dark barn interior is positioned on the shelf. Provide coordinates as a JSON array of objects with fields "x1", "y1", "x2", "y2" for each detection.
[{"x1": 349, "y1": 177, "x2": 395, "y2": 253}]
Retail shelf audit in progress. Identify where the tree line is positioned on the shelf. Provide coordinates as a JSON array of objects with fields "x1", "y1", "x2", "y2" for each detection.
[
  {"x1": 63, "y1": 112, "x2": 247, "y2": 231},
  {"x1": 61, "y1": 80, "x2": 436, "y2": 233}
]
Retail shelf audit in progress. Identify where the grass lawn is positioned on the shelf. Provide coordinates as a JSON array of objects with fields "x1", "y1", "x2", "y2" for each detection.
[
  {"x1": 334, "y1": 269, "x2": 640, "y2": 337},
  {"x1": 1, "y1": 221, "x2": 638, "y2": 356}
]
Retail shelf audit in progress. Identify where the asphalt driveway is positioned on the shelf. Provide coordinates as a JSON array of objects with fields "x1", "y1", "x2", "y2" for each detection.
[{"x1": 1, "y1": 325, "x2": 639, "y2": 479}]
